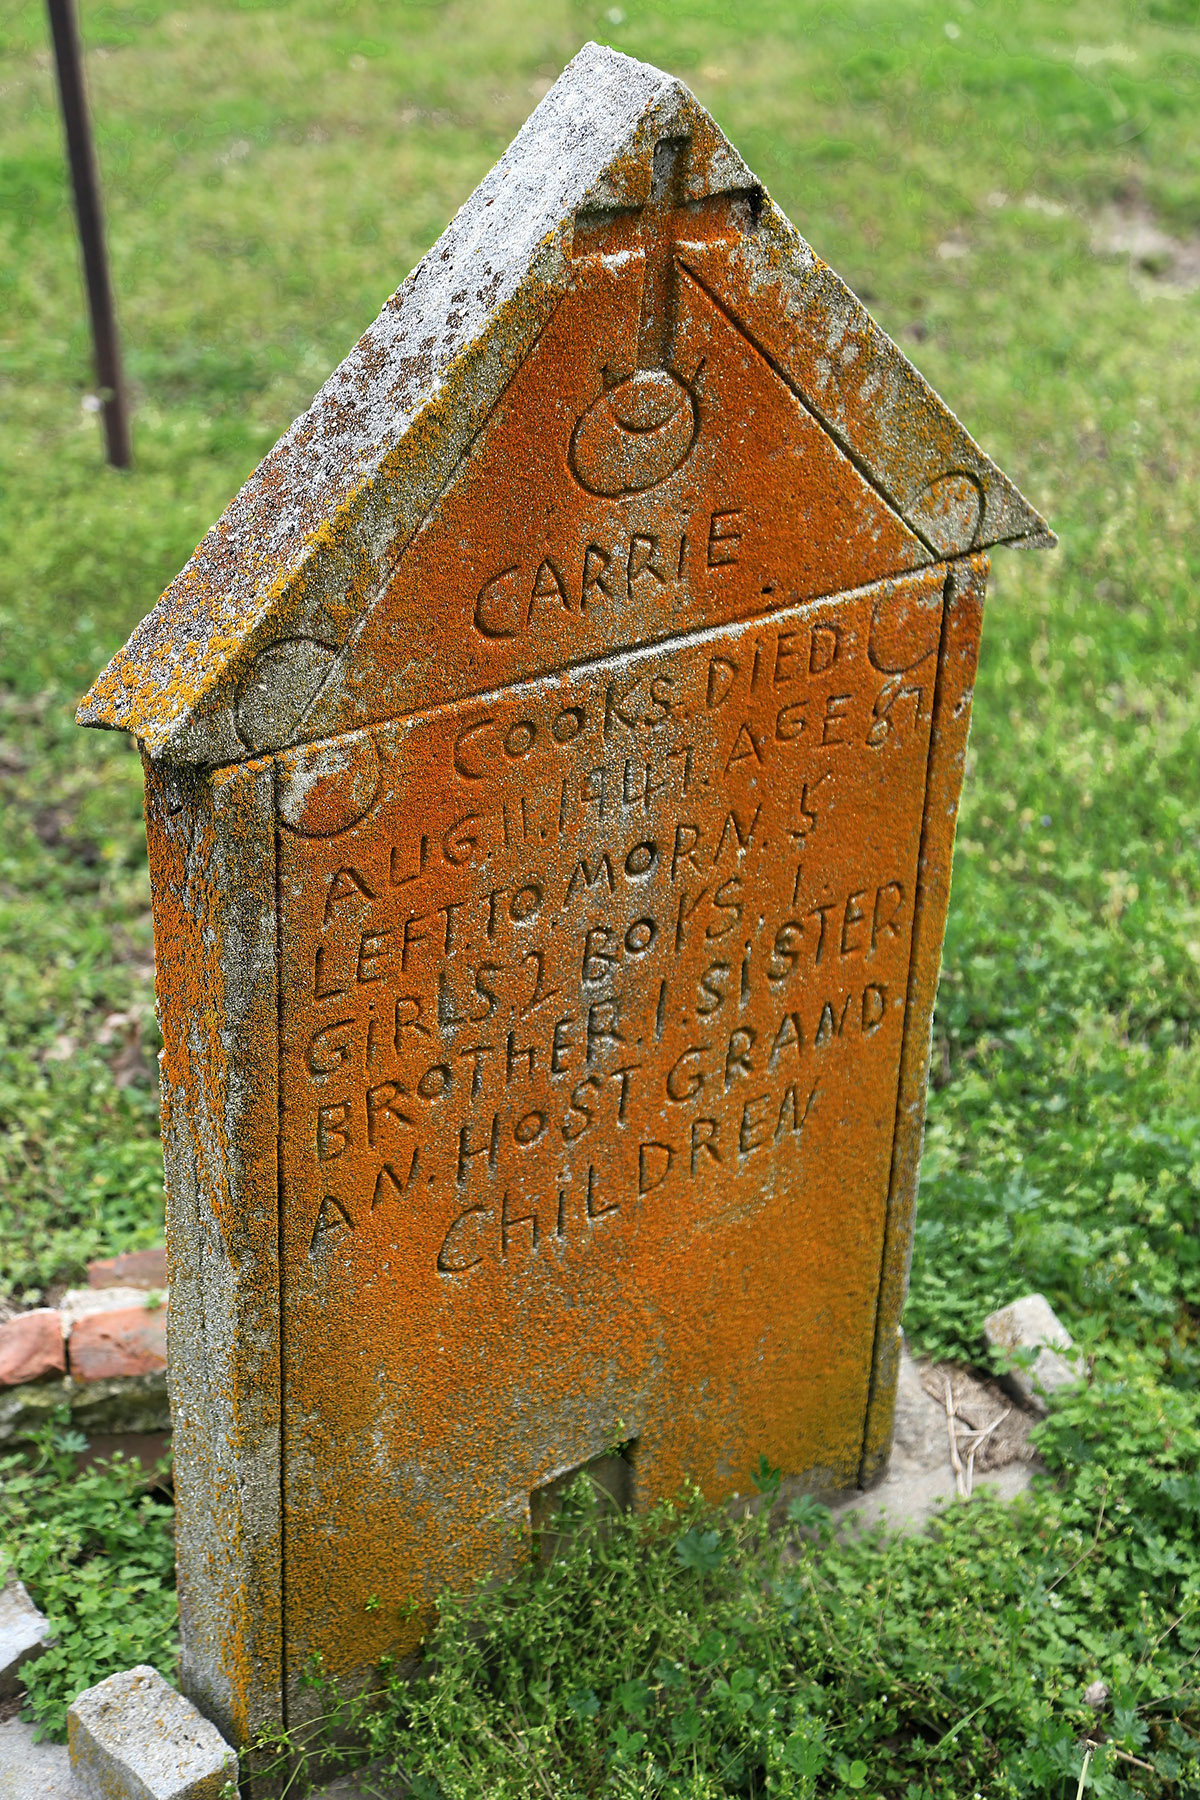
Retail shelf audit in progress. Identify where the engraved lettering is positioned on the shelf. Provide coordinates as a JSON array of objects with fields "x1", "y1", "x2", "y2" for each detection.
[
  {"x1": 317, "y1": 1101, "x2": 350, "y2": 1161},
  {"x1": 706, "y1": 655, "x2": 738, "y2": 709},
  {"x1": 707, "y1": 507, "x2": 743, "y2": 567},
  {"x1": 563, "y1": 1074, "x2": 601, "y2": 1141},
  {"x1": 457, "y1": 1112, "x2": 500, "y2": 1184},
  {"x1": 372, "y1": 1150, "x2": 419, "y2": 1211},
  {"x1": 738, "y1": 1092, "x2": 771, "y2": 1158},
  {"x1": 871, "y1": 881, "x2": 905, "y2": 949},
  {"x1": 567, "y1": 853, "x2": 614, "y2": 899},
  {"x1": 357, "y1": 930, "x2": 394, "y2": 983},
  {"x1": 389, "y1": 836, "x2": 430, "y2": 887},
  {"x1": 667, "y1": 1045, "x2": 708, "y2": 1102},
  {"x1": 586, "y1": 1163, "x2": 618, "y2": 1219},
  {"x1": 724, "y1": 1026, "x2": 756, "y2": 1088},
  {"x1": 502, "y1": 1188, "x2": 540, "y2": 1256},
  {"x1": 313, "y1": 945, "x2": 347, "y2": 1001},
  {"x1": 474, "y1": 566, "x2": 521, "y2": 637},
  {"x1": 310, "y1": 1194, "x2": 352, "y2": 1251},
  {"x1": 437, "y1": 1205, "x2": 490, "y2": 1273},
  {"x1": 809, "y1": 623, "x2": 841, "y2": 673},
  {"x1": 454, "y1": 716, "x2": 494, "y2": 779},
  {"x1": 323, "y1": 867, "x2": 375, "y2": 922},
  {"x1": 627, "y1": 533, "x2": 666, "y2": 593},
  {"x1": 821, "y1": 693, "x2": 853, "y2": 745},
  {"x1": 367, "y1": 1081, "x2": 415, "y2": 1147},
  {"x1": 581, "y1": 544, "x2": 614, "y2": 610},
  {"x1": 691, "y1": 1117, "x2": 721, "y2": 1173},
  {"x1": 308, "y1": 1020, "x2": 354, "y2": 1076},
  {"x1": 725, "y1": 721, "x2": 764, "y2": 770},
  {"x1": 394, "y1": 994, "x2": 432, "y2": 1047},
  {"x1": 638, "y1": 1142, "x2": 673, "y2": 1193},
  {"x1": 530, "y1": 558, "x2": 571, "y2": 621}
]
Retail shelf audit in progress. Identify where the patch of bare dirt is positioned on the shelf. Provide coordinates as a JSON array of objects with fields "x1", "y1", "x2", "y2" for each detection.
[
  {"x1": 1091, "y1": 200, "x2": 1200, "y2": 293},
  {"x1": 919, "y1": 1361, "x2": 1038, "y2": 1485}
]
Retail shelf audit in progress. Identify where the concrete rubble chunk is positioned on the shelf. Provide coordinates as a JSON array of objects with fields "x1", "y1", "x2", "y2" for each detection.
[
  {"x1": 68, "y1": 1665, "x2": 238, "y2": 1800},
  {"x1": 983, "y1": 1294, "x2": 1080, "y2": 1415},
  {"x1": 60, "y1": 1287, "x2": 161, "y2": 1325},
  {"x1": 0, "y1": 1580, "x2": 55, "y2": 1699}
]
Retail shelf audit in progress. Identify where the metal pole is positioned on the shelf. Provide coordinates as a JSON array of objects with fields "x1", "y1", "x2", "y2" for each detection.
[{"x1": 46, "y1": 0, "x2": 131, "y2": 468}]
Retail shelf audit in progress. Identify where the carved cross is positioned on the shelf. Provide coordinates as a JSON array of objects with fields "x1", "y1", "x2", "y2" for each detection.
[{"x1": 570, "y1": 136, "x2": 756, "y2": 371}]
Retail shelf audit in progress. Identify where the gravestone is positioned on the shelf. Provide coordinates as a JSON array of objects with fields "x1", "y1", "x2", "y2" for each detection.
[{"x1": 79, "y1": 42, "x2": 1052, "y2": 1757}]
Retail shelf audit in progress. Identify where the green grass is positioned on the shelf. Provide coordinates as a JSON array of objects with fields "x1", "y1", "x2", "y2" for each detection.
[
  {"x1": 0, "y1": 1418, "x2": 176, "y2": 1740},
  {"x1": 261, "y1": 1374, "x2": 1200, "y2": 1798},
  {"x1": 0, "y1": 0, "x2": 1198, "y2": 1791}
]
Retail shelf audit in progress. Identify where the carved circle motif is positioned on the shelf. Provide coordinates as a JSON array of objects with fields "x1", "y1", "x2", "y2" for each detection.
[
  {"x1": 234, "y1": 636, "x2": 339, "y2": 753},
  {"x1": 568, "y1": 369, "x2": 698, "y2": 497},
  {"x1": 277, "y1": 735, "x2": 381, "y2": 838},
  {"x1": 907, "y1": 471, "x2": 986, "y2": 557}
]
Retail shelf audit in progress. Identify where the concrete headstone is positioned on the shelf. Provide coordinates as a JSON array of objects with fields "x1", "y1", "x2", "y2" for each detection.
[{"x1": 79, "y1": 42, "x2": 1052, "y2": 1756}]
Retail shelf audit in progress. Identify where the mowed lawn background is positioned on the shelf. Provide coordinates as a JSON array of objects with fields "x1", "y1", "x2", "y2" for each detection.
[{"x1": 1, "y1": 1, "x2": 1199, "y2": 1794}]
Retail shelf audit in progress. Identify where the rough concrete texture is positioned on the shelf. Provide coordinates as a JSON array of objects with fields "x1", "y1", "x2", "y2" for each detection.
[
  {"x1": 984, "y1": 1293, "x2": 1080, "y2": 1415},
  {"x1": 0, "y1": 1311, "x2": 64, "y2": 1387},
  {"x1": 142, "y1": 760, "x2": 282, "y2": 1754},
  {"x1": 68, "y1": 1665, "x2": 237, "y2": 1800},
  {"x1": 0, "y1": 1581, "x2": 54, "y2": 1700},
  {"x1": 0, "y1": 1715, "x2": 72, "y2": 1800},
  {"x1": 75, "y1": 40, "x2": 1053, "y2": 1752}
]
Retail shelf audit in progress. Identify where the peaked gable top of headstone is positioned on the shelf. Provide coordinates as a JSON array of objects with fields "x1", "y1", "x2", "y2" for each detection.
[{"x1": 79, "y1": 41, "x2": 1052, "y2": 767}]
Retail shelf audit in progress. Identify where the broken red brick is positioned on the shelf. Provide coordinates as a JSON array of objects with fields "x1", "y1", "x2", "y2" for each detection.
[
  {"x1": 87, "y1": 1246, "x2": 167, "y2": 1291},
  {"x1": 68, "y1": 1303, "x2": 167, "y2": 1381},
  {"x1": 0, "y1": 1310, "x2": 65, "y2": 1386}
]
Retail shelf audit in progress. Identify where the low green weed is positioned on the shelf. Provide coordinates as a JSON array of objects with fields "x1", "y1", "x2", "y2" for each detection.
[
  {"x1": 0, "y1": 1416, "x2": 177, "y2": 1739},
  {"x1": 248, "y1": 1356, "x2": 1199, "y2": 1797}
]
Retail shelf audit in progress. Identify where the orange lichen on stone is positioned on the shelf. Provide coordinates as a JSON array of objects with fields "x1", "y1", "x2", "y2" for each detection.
[{"x1": 276, "y1": 564, "x2": 951, "y2": 1696}]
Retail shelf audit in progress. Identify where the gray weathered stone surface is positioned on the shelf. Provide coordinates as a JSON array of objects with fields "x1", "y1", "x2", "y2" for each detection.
[
  {"x1": 983, "y1": 1293, "x2": 1079, "y2": 1415},
  {"x1": 0, "y1": 1374, "x2": 169, "y2": 1446},
  {"x1": 0, "y1": 1715, "x2": 73, "y2": 1800},
  {"x1": 67, "y1": 1665, "x2": 237, "y2": 1800},
  {"x1": 0, "y1": 1580, "x2": 54, "y2": 1699},
  {"x1": 829, "y1": 1345, "x2": 1038, "y2": 1532}
]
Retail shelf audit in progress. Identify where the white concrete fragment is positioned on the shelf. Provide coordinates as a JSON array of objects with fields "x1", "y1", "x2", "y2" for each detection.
[
  {"x1": 983, "y1": 1294, "x2": 1080, "y2": 1415},
  {"x1": 0, "y1": 1579, "x2": 54, "y2": 1699},
  {"x1": 68, "y1": 1665, "x2": 237, "y2": 1800},
  {"x1": 59, "y1": 1288, "x2": 159, "y2": 1330}
]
